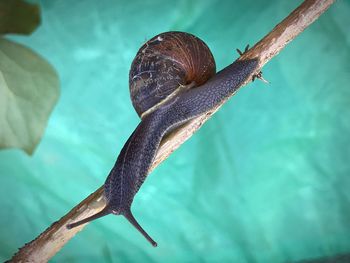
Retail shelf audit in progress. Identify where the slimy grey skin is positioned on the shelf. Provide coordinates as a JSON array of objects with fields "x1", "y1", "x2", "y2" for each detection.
[{"x1": 66, "y1": 32, "x2": 258, "y2": 247}]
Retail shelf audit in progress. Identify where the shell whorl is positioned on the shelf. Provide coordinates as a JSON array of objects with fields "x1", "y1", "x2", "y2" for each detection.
[{"x1": 129, "y1": 31, "x2": 216, "y2": 117}]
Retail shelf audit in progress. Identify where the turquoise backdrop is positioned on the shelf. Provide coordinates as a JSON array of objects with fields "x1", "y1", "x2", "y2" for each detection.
[{"x1": 1, "y1": 0, "x2": 350, "y2": 262}]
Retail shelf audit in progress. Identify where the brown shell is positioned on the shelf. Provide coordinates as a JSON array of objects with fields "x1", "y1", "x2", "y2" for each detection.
[{"x1": 129, "y1": 31, "x2": 216, "y2": 117}]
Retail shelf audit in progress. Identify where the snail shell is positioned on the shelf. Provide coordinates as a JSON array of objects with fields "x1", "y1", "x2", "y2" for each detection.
[{"x1": 129, "y1": 31, "x2": 216, "y2": 117}]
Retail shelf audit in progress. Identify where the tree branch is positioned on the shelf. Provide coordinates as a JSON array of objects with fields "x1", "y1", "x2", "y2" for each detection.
[{"x1": 9, "y1": 0, "x2": 335, "y2": 261}]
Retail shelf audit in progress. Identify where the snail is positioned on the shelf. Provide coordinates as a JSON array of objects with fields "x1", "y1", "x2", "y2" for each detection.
[{"x1": 66, "y1": 31, "x2": 259, "y2": 247}]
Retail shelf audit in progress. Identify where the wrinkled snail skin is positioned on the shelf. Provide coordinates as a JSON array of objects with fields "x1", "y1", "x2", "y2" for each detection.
[{"x1": 66, "y1": 31, "x2": 258, "y2": 247}]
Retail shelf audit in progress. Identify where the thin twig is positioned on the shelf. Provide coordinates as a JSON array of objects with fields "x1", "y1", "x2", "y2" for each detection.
[{"x1": 9, "y1": 0, "x2": 335, "y2": 261}]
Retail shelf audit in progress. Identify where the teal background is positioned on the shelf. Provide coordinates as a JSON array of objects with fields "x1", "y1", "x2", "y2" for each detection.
[{"x1": 1, "y1": 0, "x2": 350, "y2": 262}]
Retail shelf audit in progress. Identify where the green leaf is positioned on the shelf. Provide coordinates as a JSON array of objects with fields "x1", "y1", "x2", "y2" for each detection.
[
  {"x1": 0, "y1": 38, "x2": 59, "y2": 154},
  {"x1": 0, "y1": 0, "x2": 40, "y2": 35}
]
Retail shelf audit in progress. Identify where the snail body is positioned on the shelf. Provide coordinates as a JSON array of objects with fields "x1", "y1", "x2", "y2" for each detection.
[{"x1": 67, "y1": 32, "x2": 258, "y2": 247}]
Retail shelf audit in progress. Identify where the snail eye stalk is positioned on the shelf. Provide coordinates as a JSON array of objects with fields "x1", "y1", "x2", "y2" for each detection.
[{"x1": 66, "y1": 207, "x2": 110, "y2": 229}]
